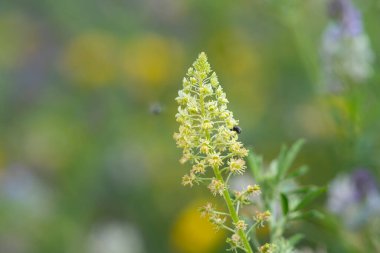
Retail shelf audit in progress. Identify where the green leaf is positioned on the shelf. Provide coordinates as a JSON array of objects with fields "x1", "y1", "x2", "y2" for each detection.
[
  {"x1": 280, "y1": 193, "x2": 289, "y2": 215},
  {"x1": 277, "y1": 139, "x2": 305, "y2": 180},
  {"x1": 293, "y1": 187, "x2": 326, "y2": 211},
  {"x1": 287, "y1": 165, "x2": 309, "y2": 179},
  {"x1": 247, "y1": 151, "x2": 262, "y2": 182},
  {"x1": 289, "y1": 210, "x2": 324, "y2": 221},
  {"x1": 288, "y1": 234, "x2": 305, "y2": 246},
  {"x1": 275, "y1": 145, "x2": 287, "y2": 180}
]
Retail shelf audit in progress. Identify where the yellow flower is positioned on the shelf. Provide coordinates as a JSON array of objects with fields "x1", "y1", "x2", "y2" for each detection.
[
  {"x1": 174, "y1": 53, "x2": 247, "y2": 163},
  {"x1": 171, "y1": 201, "x2": 224, "y2": 253},
  {"x1": 122, "y1": 33, "x2": 183, "y2": 87},
  {"x1": 258, "y1": 243, "x2": 275, "y2": 253},
  {"x1": 182, "y1": 173, "x2": 196, "y2": 187},
  {"x1": 228, "y1": 158, "x2": 246, "y2": 174},
  {"x1": 174, "y1": 53, "x2": 255, "y2": 252},
  {"x1": 199, "y1": 202, "x2": 214, "y2": 217},
  {"x1": 208, "y1": 178, "x2": 225, "y2": 196},
  {"x1": 199, "y1": 139, "x2": 210, "y2": 154},
  {"x1": 207, "y1": 29, "x2": 266, "y2": 125},
  {"x1": 229, "y1": 142, "x2": 249, "y2": 157},
  {"x1": 246, "y1": 184, "x2": 261, "y2": 195},
  {"x1": 254, "y1": 211, "x2": 271, "y2": 227},
  {"x1": 209, "y1": 213, "x2": 227, "y2": 230},
  {"x1": 191, "y1": 162, "x2": 206, "y2": 174},
  {"x1": 207, "y1": 153, "x2": 223, "y2": 167},
  {"x1": 234, "y1": 220, "x2": 248, "y2": 231}
]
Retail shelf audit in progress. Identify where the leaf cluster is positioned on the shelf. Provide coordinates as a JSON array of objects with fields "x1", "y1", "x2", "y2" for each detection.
[{"x1": 248, "y1": 140, "x2": 325, "y2": 250}]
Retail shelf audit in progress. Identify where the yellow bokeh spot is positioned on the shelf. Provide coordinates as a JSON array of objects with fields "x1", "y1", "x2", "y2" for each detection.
[
  {"x1": 171, "y1": 200, "x2": 225, "y2": 253},
  {"x1": 208, "y1": 29, "x2": 261, "y2": 80},
  {"x1": 122, "y1": 34, "x2": 184, "y2": 87},
  {"x1": 323, "y1": 95, "x2": 361, "y2": 135},
  {"x1": 325, "y1": 96, "x2": 350, "y2": 119},
  {"x1": 207, "y1": 29, "x2": 266, "y2": 124},
  {"x1": 62, "y1": 32, "x2": 119, "y2": 87}
]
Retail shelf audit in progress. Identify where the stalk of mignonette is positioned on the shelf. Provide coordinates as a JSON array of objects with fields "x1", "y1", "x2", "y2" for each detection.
[{"x1": 174, "y1": 53, "x2": 269, "y2": 252}]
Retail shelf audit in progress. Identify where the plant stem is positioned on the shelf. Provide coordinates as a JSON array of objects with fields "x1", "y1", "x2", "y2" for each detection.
[{"x1": 213, "y1": 166, "x2": 254, "y2": 253}]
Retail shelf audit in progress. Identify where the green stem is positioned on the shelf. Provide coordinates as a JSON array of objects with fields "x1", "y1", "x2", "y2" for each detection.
[
  {"x1": 214, "y1": 211, "x2": 231, "y2": 216},
  {"x1": 213, "y1": 166, "x2": 254, "y2": 253},
  {"x1": 197, "y1": 67, "x2": 252, "y2": 252}
]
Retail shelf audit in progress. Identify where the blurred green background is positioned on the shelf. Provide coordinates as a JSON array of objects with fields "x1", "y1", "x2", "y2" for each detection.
[{"x1": 1, "y1": 0, "x2": 380, "y2": 252}]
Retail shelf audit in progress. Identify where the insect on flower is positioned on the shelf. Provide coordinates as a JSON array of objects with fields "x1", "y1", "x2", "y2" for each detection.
[
  {"x1": 231, "y1": 126, "x2": 242, "y2": 134},
  {"x1": 174, "y1": 52, "x2": 254, "y2": 253}
]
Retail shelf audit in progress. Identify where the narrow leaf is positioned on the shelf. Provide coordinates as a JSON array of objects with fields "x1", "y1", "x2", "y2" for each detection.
[
  {"x1": 275, "y1": 145, "x2": 287, "y2": 180},
  {"x1": 294, "y1": 187, "x2": 326, "y2": 211},
  {"x1": 278, "y1": 139, "x2": 305, "y2": 180},
  {"x1": 288, "y1": 234, "x2": 305, "y2": 246},
  {"x1": 280, "y1": 193, "x2": 289, "y2": 215},
  {"x1": 287, "y1": 165, "x2": 309, "y2": 179}
]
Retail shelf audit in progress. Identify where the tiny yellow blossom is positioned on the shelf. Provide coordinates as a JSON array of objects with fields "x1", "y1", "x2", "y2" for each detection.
[
  {"x1": 226, "y1": 233, "x2": 242, "y2": 250},
  {"x1": 201, "y1": 119, "x2": 213, "y2": 130},
  {"x1": 229, "y1": 142, "x2": 249, "y2": 157},
  {"x1": 199, "y1": 139, "x2": 210, "y2": 154},
  {"x1": 234, "y1": 220, "x2": 248, "y2": 231},
  {"x1": 179, "y1": 151, "x2": 191, "y2": 164},
  {"x1": 254, "y1": 211, "x2": 271, "y2": 227},
  {"x1": 182, "y1": 173, "x2": 196, "y2": 187},
  {"x1": 228, "y1": 158, "x2": 246, "y2": 174},
  {"x1": 208, "y1": 178, "x2": 225, "y2": 196},
  {"x1": 246, "y1": 184, "x2": 261, "y2": 195},
  {"x1": 192, "y1": 162, "x2": 206, "y2": 174},
  {"x1": 207, "y1": 153, "x2": 223, "y2": 167},
  {"x1": 175, "y1": 90, "x2": 190, "y2": 105},
  {"x1": 231, "y1": 234, "x2": 240, "y2": 244},
  {"x1": 209, "y1": 213, "x2": 227, "y2": 230},
  {"x1": 258, "y1": 243, "x2": 274, "y2": 253},
  {"x1": 199, "y1": 202, "x2": 214, "y2": 217},
  {"x1": 234, "y1": 191, "x2": 249, "y2": 204}
]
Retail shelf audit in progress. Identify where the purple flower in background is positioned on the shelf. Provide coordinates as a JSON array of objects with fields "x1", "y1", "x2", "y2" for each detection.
[
  {"x1": 352, "y1": 169, "x2": 379, "y2": 201},
  {"x1": 321, "y1": 0, "x2": 374, "y2": 92},
  {"x1": 327, "y1": 169, "x2": 380, "y2": 228},
  {"x1": 327, "y1": 0, "x2": 362, "y2": 36}
]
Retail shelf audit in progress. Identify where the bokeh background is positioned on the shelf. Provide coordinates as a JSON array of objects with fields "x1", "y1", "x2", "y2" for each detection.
[{"x1": 1, "y1": 0, "x2": 380, "y2": 252}]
